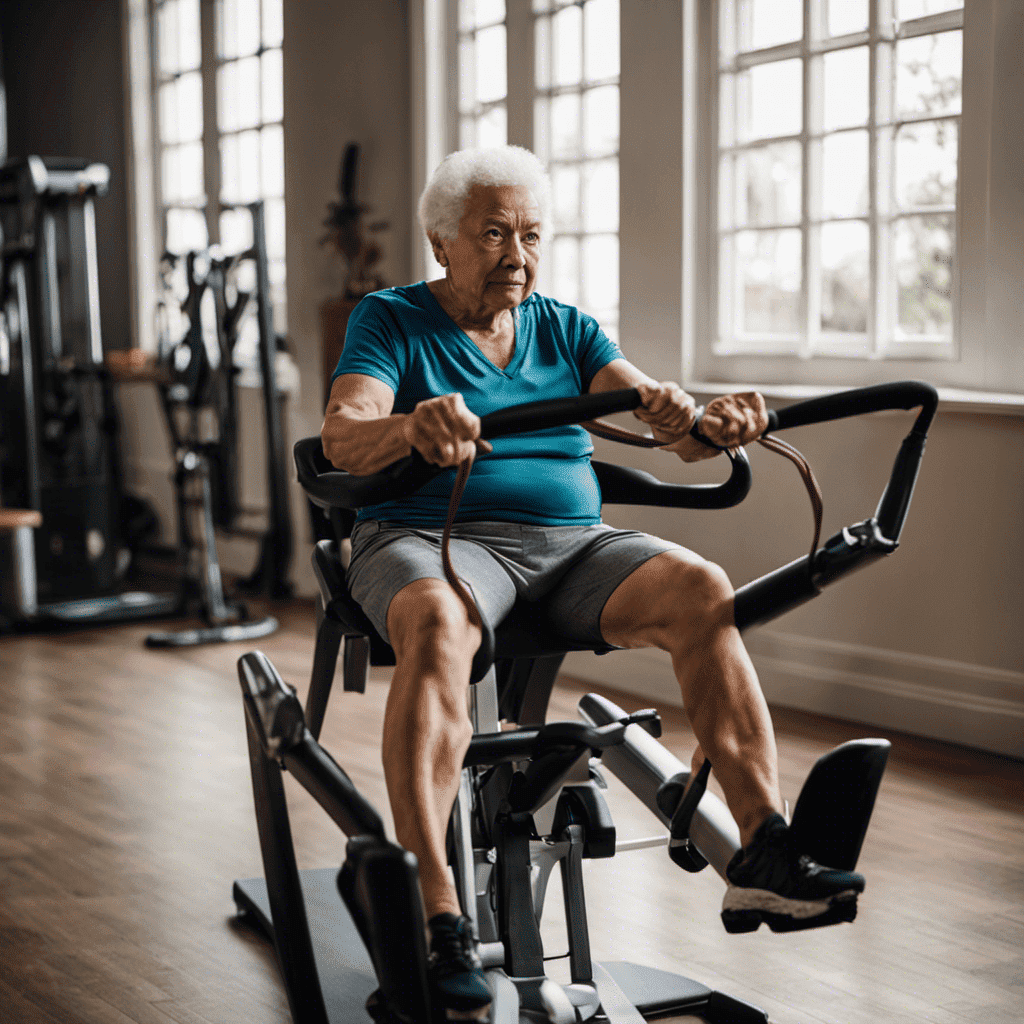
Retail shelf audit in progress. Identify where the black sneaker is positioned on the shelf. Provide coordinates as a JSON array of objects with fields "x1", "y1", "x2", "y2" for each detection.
[
  {"x1": 721, "y1": 813, "x2": 865, "y2": 934},
  {"x1": 427, "y1": 913, "x2": 492, "y2": 1019}
]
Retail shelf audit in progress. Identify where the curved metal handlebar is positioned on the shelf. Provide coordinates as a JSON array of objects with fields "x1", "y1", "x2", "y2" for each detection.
[
  {"x1": 732, "y1": 380, "x2": 939, "y2": 631},
  {"x1": 760, "y1": 380, "x2": 939, "y2": 541},
  {"x1": 478, "y1": 387, "x2": 643, "y2": 438},
  {"x1": 297, "y1": 388, "x2": 753, "y2": 512},
  {"x1": 765, "y1": 380, "x2": 938, "y2": 436},
  {"x1": 297, "y1": 381, "x2": 939, "y2": 516}
]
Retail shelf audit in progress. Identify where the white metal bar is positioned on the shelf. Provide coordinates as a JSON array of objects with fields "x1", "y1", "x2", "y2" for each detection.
[
  {"x1": 614, "y1": 835, "x2": 668, "y2": 853},
  {"x1": 81, "y1": 200, "x2": 105, "y2": 363}
]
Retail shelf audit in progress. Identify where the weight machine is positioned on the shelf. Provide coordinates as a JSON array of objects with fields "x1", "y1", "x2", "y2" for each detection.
[{"x1": 0, "y1": 155, "x2": 178, "y2": 627}]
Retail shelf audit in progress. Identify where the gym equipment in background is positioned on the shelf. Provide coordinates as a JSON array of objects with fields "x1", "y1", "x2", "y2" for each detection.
[
  {"x1": 0, "y1": 155, "x2": 178, "y2": 628},
  {"x1": 233, "y1": 381, "x2": 937, "y2": 1023},
  {"x1": 113, "y1": 199, "x2": 294, "y2": 647}
]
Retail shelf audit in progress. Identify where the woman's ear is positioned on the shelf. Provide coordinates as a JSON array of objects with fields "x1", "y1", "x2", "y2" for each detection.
[{"x1": 428, "y1": 233, "x2": 448, "y2": 269}]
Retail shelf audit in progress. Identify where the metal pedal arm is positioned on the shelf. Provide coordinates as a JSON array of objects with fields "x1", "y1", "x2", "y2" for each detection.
[{"x1": 579, "y1": 692, "x2": 741, "y2": 879}]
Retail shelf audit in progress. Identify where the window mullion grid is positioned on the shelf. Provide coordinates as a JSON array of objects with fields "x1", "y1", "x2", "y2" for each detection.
[
  {"x1": 729, "y1": 31, "x2": 881, "y2": 72},
  {"x1": 528, "y1": 0, "x2": 620, "y2": 332},
  {"x1": 801, "y1": 0, "x2": 818, "y2": 358},
  {"x1": 873, "y1": 0, "x2": 896, "y2": 355}
]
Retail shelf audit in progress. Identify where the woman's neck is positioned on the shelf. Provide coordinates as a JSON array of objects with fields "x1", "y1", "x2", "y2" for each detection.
[{"x1": 428, "y1": 278, "x2": 513, "y2": 338}]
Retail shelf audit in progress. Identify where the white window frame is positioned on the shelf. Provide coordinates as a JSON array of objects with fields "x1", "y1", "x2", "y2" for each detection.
[
  {"x1": 413, "y1": 0, "x2": 1024, "y2": 398},
  {"x1": 716, "y1": 5, "x2": 962, "y2": 362},
  {"x1": 532, "y1": 0, "x2": 622, "y2": 340},
  {"x1": 146, "y1": 0, "x2": 287, "y2": 339},
  {"x1": 691, "y1": 0, "x2": 1022, "y2": 396},
  {"x1": 415, "y1": 0, "x2": 623, "y2": 340},
  {"x1": 456, "y1": 4, "x2": 508, "y2": 150}
]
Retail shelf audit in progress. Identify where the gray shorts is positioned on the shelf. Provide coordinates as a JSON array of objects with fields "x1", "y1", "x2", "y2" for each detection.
[{"x1": 346, "y1": 519, "x2": 680, "y2": 647}]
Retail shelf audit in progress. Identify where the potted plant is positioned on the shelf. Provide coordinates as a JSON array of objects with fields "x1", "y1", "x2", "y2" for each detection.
[{"x1": 319, "y1": 142, "x2": 388, "y2": 404}]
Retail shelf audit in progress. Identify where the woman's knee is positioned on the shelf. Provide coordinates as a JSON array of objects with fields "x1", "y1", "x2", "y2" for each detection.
[
  {"x1": 387, "y1": 579, "x2": 480, "y2": 667},
  {"x1": 656, "y1": 556, "x2": 736, "y2": 644}
]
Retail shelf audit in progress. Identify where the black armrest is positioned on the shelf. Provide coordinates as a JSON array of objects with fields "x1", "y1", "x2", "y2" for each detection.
[
  {"x1": 295, "y1": 436, "x2": 443, "y2": 511},
  {"x1": 593, "y1": 453, "x2": 752, "y2": 509}
]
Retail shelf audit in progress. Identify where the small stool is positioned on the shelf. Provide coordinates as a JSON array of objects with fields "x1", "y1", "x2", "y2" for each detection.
[{"x1": 0, "y1": 508, "x2": 43, "y2": 620}]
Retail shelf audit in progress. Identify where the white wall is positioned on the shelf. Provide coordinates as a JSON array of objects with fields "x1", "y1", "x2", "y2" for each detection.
[{"x1": 280, "y1": 0, "x2": 414, "y2": 594}]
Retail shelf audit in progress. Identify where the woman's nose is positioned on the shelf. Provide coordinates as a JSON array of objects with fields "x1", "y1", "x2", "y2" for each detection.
[{"x1": 502, "y1": 235, "x2": 526, "y2": 266}]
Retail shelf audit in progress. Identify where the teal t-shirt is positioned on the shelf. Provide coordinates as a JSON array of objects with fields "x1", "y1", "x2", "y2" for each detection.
[{"x1": 332, "y1": 282, "x2": 623, "y2": 526}]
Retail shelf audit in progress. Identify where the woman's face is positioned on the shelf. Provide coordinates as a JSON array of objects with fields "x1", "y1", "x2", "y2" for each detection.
[{"x1": 433, "y1": 183, "x2": 543, "y2": 316}]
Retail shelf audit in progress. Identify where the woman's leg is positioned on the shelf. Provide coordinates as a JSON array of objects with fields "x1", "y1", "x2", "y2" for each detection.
[
  {"x1": 598, "y1": 549, "x2": 783, "y2": 847},
  {"x1": 383, "y1": 576, "x2": 480, "y2": 919}
]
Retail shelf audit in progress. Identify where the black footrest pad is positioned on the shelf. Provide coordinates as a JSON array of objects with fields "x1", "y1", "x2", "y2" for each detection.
[{"x1": 790, "y1": 738, "x2": 890, "y2": 871}]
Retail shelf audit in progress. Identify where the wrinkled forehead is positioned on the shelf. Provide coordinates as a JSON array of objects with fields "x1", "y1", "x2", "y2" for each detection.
[{"x1": 461, "y1": 183, "x2": 543, "y2": 228}]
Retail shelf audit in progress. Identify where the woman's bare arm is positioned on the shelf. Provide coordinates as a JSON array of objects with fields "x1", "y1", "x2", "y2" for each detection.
[
  {"x1": 321, "y1": 373, "x2": 482, "y2": 474},
  {"x1": 321, "y1": 374, "x2": 411, "y2": 474},
  {"x1": 589, "y1": 358, "x2": 767, "y2": 461}
]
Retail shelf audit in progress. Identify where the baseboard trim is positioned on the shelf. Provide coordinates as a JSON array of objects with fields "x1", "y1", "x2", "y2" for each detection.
[{"x1": 562, "y1": 630, "x2": 1024, "y2": 760}]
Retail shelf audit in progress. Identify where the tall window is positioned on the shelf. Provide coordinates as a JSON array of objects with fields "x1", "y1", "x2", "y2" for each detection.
[
  {"x1": 154, "y1": 0, "x2": 206, "y2": 254},
  {"x1": 458, "y1": 1, "x2": 508, "y2": 148},
  {"x1": 152, "y1": 0, "x2": 286, "y2": 353},
  {"x1": 451, "y1": 0, "x2": 620, "y2": 341},
  {"x1": 716, "y1": 0, "x2": 962, "y2": 362},
  {"x1": 533, "y1": 0, "x2": 620, "y2": 341}
]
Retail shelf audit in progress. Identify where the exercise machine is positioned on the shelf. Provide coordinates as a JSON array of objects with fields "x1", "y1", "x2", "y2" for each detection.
[
  {"x1": 0, "y1": 155, "x2": 178, "y2": 627},
  {"x1": 233, "y1": 380, "x2": 938, "y2": 1023},
  {"x1": 110, "y1": 200, "x2": 294, "y2": 647}
]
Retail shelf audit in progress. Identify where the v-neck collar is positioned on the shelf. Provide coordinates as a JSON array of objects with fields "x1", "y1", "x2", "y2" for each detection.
[{"x1": 419, "y1": 281, "x2": 529, "y2": 379}]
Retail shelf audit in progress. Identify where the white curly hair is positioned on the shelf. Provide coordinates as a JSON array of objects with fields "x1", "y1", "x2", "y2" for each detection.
[{"x1": 418, "y1": 145, "x2": 552, "y2": 241}]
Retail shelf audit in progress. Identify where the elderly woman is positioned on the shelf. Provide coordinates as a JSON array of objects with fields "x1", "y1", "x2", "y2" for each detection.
[{"x1": 321, "y1": 146, "x2": 863, "y2": 1015}]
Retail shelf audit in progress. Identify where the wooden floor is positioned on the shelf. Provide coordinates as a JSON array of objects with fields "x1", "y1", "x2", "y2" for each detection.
[{"x1": 1, "y1": 599, "x2": 1022, "y2": 1024}]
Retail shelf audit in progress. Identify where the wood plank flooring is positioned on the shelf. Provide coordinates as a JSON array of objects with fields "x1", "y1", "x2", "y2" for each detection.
[{"x1": 1, "y1": 601, "x2": 1021, "y2": 1023}]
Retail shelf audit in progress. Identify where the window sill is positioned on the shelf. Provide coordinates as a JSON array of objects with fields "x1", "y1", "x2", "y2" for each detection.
[{"x1": 685, "y1": 381, "x2": 1024, "y2": 417}]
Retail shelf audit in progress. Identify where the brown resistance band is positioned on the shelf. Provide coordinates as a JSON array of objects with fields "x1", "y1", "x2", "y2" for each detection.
[{"x1": 440, "y1": 416, "x2": 824, "y2": 625}]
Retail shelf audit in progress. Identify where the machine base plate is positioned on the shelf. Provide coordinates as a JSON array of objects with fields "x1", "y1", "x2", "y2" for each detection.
[{"x1": 234, "y1": 869, "x2": 767, "y2": 1024}]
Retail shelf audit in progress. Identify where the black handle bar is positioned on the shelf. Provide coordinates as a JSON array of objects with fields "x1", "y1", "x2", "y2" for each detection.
[
  {"x1": 733, "y1": 380, "x2": 939, "y2": 631},
  {"x1": 478, "y1": 387, "x2": 643, "y2": 438},
  {"x1": 297, "y1": 388, "x2": 752, "y2": 512},
  {"x1": 297, "y1": 381, "x2": 938, "y2": 518},
  {"x1": 765, "y1": 380, "x2": 938, "y2": 436},
  {"x1": 759, "y1": 380, "x2": 938, "y2": 541}
]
